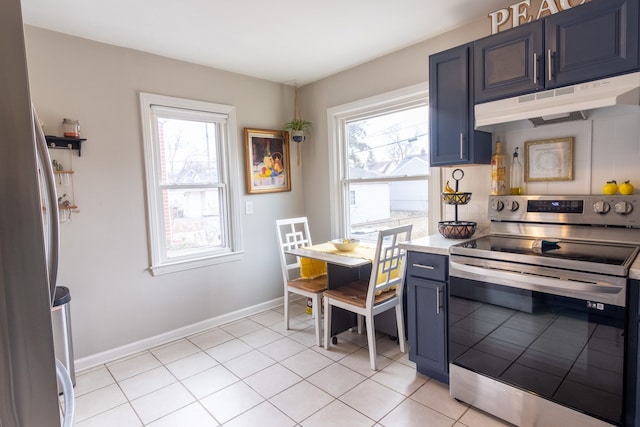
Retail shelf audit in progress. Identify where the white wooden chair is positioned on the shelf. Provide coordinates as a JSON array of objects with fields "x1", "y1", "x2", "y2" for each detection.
[
  {"x1": 323, "y1": 224, "x2": 412, "y2": 370},
  {"x1": 275, "y1": 217, "x2": 327, "y2": 346}
]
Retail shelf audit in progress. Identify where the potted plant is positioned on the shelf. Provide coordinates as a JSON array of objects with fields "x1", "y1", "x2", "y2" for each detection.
[{"x1": 284, "y1": 118, "x2": 312, "y2": 143}]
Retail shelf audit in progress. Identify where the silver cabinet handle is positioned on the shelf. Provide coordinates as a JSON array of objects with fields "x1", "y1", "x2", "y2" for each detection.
[
  {"x1": 547, "y1": 49, "x2": 553, "y2": 82},
  {"x1": 533, "y1": 52, "x2": 538, "y2": 84},
  {"x1": 413, "y1": 264, "x2": 435, "y2": 270},
  {"x1": 459, "y1": 133, "x2": 464, "y2": 159},
  {"x1": 436, "y1": 287, "x2": 441, "y2": 314}
]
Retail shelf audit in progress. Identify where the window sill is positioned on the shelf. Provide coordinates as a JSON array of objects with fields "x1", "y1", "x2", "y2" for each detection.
[{"x1": 149, "y1": 251, "x2": 244, "y2": 276}]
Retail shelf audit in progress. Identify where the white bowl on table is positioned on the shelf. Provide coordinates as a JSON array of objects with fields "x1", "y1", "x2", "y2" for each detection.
[{"x1": 331, "y1": 238, "x2": 360, "y2": 252}]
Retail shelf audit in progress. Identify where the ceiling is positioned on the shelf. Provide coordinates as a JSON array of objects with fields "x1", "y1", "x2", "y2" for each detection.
[{"x1": 20, "y1": 0, "x2": 514, "y2": 86}]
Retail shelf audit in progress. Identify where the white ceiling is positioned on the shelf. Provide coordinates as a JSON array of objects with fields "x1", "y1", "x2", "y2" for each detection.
[{"x1": 20, "y1": 0, "x2": 514, "y2": 86}]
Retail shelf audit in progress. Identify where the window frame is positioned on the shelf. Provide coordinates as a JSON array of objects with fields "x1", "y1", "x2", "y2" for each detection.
[
  {"x1": 327, "y1": 83, "x2": 441, "y2": 239},
  {"x1": 140, "y1": 92, "x2": 243, "y2": 276}
]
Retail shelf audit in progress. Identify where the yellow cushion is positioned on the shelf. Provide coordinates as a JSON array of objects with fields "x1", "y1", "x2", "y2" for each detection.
[{"x1": 300, "y1": 257, "x2": 327, "y2": 279}]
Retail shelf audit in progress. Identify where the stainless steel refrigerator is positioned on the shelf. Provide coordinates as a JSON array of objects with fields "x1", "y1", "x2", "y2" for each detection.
[{"x1": 1, "y1": 0, "x2": 73, "y2": 425}]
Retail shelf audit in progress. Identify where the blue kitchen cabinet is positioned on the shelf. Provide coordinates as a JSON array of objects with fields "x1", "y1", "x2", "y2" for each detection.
[
  {"x1": 406, "y1": 251, "x2": 449, "y2": 383},
  {"x1": 429, "y1": 44, "x2": 492, "y2": 166},
  {"x1": 626, "y1": 279, "x2": 640, "y2": 426},
  {"x1": 474, "y1": 21, "x2": 544, "y2": 103},
  {"x1": 475, "y1": 0, "x2": 639, "y2": 103}
]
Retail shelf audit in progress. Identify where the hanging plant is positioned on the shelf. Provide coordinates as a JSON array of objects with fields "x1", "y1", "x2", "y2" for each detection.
[
  {"x1": 283, "y1": 118, "x2": 312, "y2": 132},
  {"x1": 285, "y1": 83, "x2": 312, "y2": 165},
  {"x1": 284, "y1": 119, "x2": 312, "y2": 143}
]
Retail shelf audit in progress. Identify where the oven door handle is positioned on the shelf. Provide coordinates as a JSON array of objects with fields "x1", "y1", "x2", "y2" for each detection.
[{"x1": 450, "y1": 260, "x2": 625, "y2": 305}]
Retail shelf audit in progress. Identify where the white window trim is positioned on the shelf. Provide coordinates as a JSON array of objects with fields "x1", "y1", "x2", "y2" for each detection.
[
  {"x1": 326, "y1": 82, "x2": 442, "y2": 238},
  {"x1": 140, "y1": 92, "x2": 243, "y2": 276}
]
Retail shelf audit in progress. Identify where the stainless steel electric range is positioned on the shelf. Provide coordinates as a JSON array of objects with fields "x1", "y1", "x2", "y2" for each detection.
[{"x1": 448, "y1": 195, "x2": 640, "y2": 427}]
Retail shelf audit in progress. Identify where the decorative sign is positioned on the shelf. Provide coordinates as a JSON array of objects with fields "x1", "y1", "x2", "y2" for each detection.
[
  {"x1": 524, "y1": 137, "x2": 574, "y2": 182},
  {"x1": 489, "y1": 0, "x2": 591, "y2": 34}
]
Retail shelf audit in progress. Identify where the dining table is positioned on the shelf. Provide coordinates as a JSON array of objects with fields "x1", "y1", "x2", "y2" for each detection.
[{"x1": 285, "y1": 242, "x2": 399, "y2": 340}]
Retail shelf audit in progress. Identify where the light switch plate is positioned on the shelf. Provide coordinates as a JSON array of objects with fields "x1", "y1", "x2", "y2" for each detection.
[{"x1": 245, "y1": 201, "x2": 254, "y2": 215}]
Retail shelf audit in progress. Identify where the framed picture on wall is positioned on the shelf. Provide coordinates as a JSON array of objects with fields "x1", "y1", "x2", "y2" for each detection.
[
  {"x1": 244, "y1": 128, "x2": 291, "y2": 194},
  {"x1": 524, "y1": 137, "x2": 574, "y2": 182}
]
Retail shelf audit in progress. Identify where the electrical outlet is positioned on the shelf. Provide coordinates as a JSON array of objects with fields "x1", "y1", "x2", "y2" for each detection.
[{"x1": 245, "y1": 201, "x2": 254, "y2": 215}]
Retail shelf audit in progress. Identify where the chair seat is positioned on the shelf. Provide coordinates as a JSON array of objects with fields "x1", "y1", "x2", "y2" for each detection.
[
  {"x1": 323, "y1": 281, "x2": 396, "y2": 309},
  {"x1": 288, "y1": 275, "x2": 327, "y2": 293}
]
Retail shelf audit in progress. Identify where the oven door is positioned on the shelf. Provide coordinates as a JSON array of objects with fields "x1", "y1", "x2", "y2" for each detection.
[{"x1": 449, "y1": 255, "x2": 626, "y2": 425}]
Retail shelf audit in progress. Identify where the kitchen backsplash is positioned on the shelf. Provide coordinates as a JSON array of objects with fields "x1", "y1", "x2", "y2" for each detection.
[{"x1": 441, "y1": 107, "x2": 640, "y2": 232}]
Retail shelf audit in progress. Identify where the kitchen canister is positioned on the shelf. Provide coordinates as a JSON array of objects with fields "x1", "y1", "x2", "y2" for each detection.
[{"x1": 62, "y1": 118, "x2": 80, "y2": 138}]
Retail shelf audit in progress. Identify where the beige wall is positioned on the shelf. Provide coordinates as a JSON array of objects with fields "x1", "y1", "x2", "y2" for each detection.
[{"x1": 24, "y1": 26, "x2": 304, "y2": 362}]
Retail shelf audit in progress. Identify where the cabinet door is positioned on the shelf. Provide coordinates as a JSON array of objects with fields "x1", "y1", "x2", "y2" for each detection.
[
  {"x1": 407, "y1": 276, "x2": 448, "y2": 383},
  {"x1": 626, "y1": 279, "x2": 640, "y2": 427},
  {"x1": 474, "y1": 21, "x2": 544, "y2": 103},
  {"x1": 429, "y1": 44, "x2": 491, "y2": 166},
  {"x1": 546, "y1": 0, "x2": 639, "y2": 89}
]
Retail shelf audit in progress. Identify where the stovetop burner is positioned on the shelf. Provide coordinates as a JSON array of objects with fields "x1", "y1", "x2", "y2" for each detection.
[
  {"x1": 456, "y1": 235, "x2": 639, "y2": 269},
  {"x1": 453, "y1": 195, "x2": 640, "y2": 277}
]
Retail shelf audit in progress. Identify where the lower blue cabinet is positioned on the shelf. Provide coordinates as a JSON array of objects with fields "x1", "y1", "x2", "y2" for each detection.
[{"x1": 406, "y1": 251, "x2": 448, "y2": 383}]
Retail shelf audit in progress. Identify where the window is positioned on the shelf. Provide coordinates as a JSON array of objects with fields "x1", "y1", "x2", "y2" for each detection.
[
  {"x1": 328, "y1": 84, "x2": 435, "y2": 241},
  {"x1": 140, "y1": 93, "x2": 242, "y2": 275}
]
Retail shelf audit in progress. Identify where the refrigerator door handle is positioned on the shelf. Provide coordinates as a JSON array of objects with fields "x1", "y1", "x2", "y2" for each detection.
[{"x1": 33, "y1": 107, "x2": 59, "y2": 303}]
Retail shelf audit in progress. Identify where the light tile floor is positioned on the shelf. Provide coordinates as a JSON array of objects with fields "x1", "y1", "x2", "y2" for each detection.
[{"x1": 66, "y1": 299, "x2": 513, "y2": 426}]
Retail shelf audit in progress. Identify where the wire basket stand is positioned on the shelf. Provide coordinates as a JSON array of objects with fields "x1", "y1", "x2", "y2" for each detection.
[{"x1": 438, "y1": 168, "x2": 476, "y2": 239}]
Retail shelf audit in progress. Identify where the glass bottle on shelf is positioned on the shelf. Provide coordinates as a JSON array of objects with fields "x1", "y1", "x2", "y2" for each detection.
[
  {"x1": 491, "y1": 139, "x2": 507, "y2": 195},
  {"x1": 510, "y1": 146, "x2": 524, "y2": 195}
]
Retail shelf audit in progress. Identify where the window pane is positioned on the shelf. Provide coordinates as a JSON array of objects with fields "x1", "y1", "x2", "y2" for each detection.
[
  {"x1": 164, "y1": 188, "x2": 223, "y2": 257},
  {"x1": 343, "y1": 103, "x2": 430, "y2": 240},
  {"x1": 348, "y1": 180, "x2": 429, "y2": 240},
  {"x1": 346, "y1": 106, "x2": 428, "y2": 178},
  {"x1": 157, "y1": 118, "x2": 218, "y2": 185}
]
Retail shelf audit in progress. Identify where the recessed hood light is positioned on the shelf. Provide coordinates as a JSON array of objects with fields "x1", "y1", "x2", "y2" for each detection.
[
  {"x1": 529, "y1": 111, "x2": 586, "y2": 127},
  {"x1": 475, "y1": 72, "x2": 640, "y2": 128}
]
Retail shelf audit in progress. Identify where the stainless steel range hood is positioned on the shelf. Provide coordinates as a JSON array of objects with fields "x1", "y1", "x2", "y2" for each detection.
[{"x1": 475, "y1": 72, "x2": 640, "y2": 128}]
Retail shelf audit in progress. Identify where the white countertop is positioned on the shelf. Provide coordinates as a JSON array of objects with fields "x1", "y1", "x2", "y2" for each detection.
[
  {"x1": 403, "y1": 234, "x2": 640, "y2": 281},
  {"x1": 400, "y1": 234, "x2": 478, "y2": 256}
]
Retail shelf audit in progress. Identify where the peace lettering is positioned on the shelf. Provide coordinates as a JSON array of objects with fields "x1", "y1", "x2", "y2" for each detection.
[{"x1": 489, "y1": 0, "x2": 590, "y2": 34}]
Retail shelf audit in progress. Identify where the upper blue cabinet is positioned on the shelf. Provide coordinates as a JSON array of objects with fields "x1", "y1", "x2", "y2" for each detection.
[
  {"x1": 429, "y1": 44, "x2": 492, "y2": 166},
  {"x1": 474, "y1": 0, "x2": 639, "y2": 103}
]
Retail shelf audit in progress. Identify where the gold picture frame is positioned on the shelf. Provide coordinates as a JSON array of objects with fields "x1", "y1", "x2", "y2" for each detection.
[
  {"x1": 524, "y1": 137, "x2": 574, "y2": 182},
  {"x1": 244, "y1": 128, "x2": 291, "y2": 194}
]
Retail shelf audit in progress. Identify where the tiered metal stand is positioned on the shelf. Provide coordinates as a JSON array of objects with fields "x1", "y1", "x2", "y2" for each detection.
[{"x1": 438, "y1": 168, "x2": 477, "y2": 239}]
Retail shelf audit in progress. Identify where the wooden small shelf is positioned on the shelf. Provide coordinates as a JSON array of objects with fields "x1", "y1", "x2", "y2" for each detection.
[
  {"x1": 45, "y1": 135, "x2": 86, "y2": 156},
  {"x1": 58, "y1": 204, "x2": 78, "y2": 210}
]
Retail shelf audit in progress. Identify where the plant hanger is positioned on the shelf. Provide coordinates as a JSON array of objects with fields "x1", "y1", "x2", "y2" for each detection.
[{"x1": 284, "y1": 82, "x2": 312, "y2": 167}]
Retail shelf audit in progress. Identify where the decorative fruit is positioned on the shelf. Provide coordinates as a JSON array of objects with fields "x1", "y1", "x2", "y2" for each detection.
[
  {"x1": 619, "y1": 180, "x2": 635, "y2": 195},
  {"x1": 603, "y1": 180, "x2": 618, "y2": 195},
  {"x1": 444, "y1": 181, "x2": 456, "y2": 193}
]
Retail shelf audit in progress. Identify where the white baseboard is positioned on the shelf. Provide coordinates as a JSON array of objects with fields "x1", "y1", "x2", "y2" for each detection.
[{"x1": 75, "y1": 296, "x2": 288, "y2": 372}]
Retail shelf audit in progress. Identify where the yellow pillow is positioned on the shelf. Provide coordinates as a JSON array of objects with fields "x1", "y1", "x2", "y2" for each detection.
[{"x1": 300, "y1": 257, "x2": 327, "y2": 279}]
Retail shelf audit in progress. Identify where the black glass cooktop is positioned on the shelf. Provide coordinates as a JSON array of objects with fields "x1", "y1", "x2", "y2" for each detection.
[{"x1": 455, "y1": 235, "x2": 639, "y2": 267}]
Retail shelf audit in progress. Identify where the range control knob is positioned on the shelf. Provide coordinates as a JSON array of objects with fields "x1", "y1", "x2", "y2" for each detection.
[
  {"x1": 505, "y1": 200, "x2": 520, "y2": 212},
  {"x1": 491, "y1": 199, "x2": 504, "y2": 212},
  {"x1": 593, "y1": 201, "x2": 611, "y2": 214},
  {"x1": 614, "y1": 201, "x2": 633, "y2": 215}
]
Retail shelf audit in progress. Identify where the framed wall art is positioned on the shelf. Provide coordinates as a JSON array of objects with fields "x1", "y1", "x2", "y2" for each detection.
[
  {"x1": 524, "y1": 137, "x2": 574, "y2": 182},
  {"x1": 244, "y1": 128, "x2": 291, "y2": 194}
]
